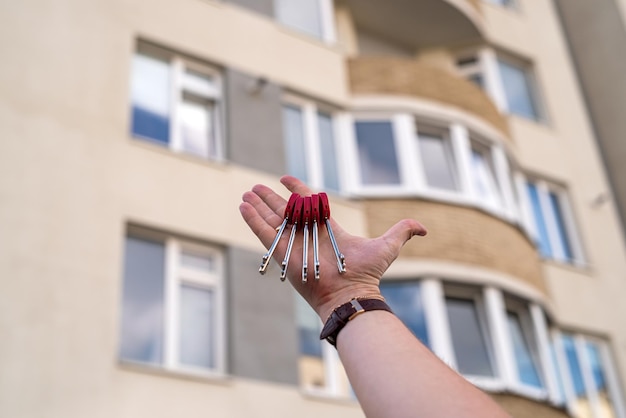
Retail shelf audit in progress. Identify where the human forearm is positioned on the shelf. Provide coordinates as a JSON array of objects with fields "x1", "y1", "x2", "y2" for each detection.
[{"x1": 336, "y1": 310, "x2": 512, "y2": 418}]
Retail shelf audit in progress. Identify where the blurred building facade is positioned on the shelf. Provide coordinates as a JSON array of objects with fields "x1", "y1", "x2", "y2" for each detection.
[{"x1": 1, "y1": 0, "x2": 626, "y2": 417}]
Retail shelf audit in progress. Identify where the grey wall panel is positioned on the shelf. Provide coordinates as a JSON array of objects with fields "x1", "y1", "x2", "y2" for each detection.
[
  {"x1": 225, "y1": 70, "x2": 286, "y2": 176},
  {"x1": 227, "y1": 246, "x2": 299, "y2": 385},
  {"x1": 226, "y1": 0, "x2": 275, "y2": 18}
]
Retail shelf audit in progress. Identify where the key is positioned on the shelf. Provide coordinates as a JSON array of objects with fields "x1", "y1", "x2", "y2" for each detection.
[
  {"x1": 259, "y1": 193, "x2": 300, "y2": 274},
  {"x1": 311, "y1": 193, "x2": 321, "y2": 280},
  {"x1": 280, "y1": 196, "x2": 304, "y2": 281},
  {"x1": 301, "y1": 196, "x2": 312, "y2": 283},
  {"x1": 319, "y1": 192, "x2": 346, "y2": 273}
]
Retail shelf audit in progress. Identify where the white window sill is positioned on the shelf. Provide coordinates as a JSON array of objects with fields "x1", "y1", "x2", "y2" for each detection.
[{"x1": 119, "y1": 360, "x2": 231, "y2": 386}]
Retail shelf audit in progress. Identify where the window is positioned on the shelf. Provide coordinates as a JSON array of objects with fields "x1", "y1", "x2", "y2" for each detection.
[
  {"x1": 380, "y1": 282, "x2": 429, "y2": 346},
  {"x1": 525, "y1": 180, "x2": 582, "y2": 264},
  {"x1": 455, "y1": 49, "x2": 543, "y2": 122},
  {"x1": 558, "y1": 334, "x2": 624, "y2": 418},
  {"x1": 296, "y1": 294, "x2": 352, "y2": 397},
  {"x1": 485, "y1": 0, "x2": 516, "y2": 8},
  {"x1": 470, "y1": 141, "x2": 502, "y2": 208},
  {"x1": 275, "y1": 0, "x2": 335, "y2": 42},
  {"x1": 505, "y1": 299, "x2": 544, "y2": 389},
  {"x1": 446, "y1": 295, "x2": 496, "y2": 377},
  {"x1": 120, "y1": 230, "x2": 225, "y2": 375},
  {"x1": 282, "y1": 98, "x2": 341, "y2": 192},
  {"x1": 354, "y1": 120, "x2": 401, "y2": 186},
  {"x1": 417, "y1": 130, "x2": 459, "y2": 192},
  {"x1": 498, "y1": 58, "x2": 540, "y2": 121},
  {"x1": 130, "y1": 43, "x2": 223, "y2": 160}
]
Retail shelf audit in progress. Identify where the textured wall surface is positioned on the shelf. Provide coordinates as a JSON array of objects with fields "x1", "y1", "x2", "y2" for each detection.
[
  {"x1": 348, "y1": 57, "x2": 510, "y2": 137},
  {"x1": 491, "y1": 394, "x2": 569, "y2": 418},
  {"x1": 363, "y1": 199, "x2": 546, "y2": 294}
]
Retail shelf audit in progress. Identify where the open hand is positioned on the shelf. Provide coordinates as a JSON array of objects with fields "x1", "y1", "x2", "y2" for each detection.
[{"x1": 239, "y1": 176, "x2": 427, "y2": 321}]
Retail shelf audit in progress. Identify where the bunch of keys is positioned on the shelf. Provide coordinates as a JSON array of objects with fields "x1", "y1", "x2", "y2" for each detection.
[{"x1": 259, "y1": 192, "x2": 346, "y2": 282}]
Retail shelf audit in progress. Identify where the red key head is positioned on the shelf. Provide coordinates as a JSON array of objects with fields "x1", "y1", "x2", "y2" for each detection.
[
  {"x1": 291, "y1": 196, "x2": 304, "y2": 225},
  {"x1": 303, "y1": 196, "x2": 312, "y2": 224},
  {"x1": 284, "y1": 193, "x2": 300, "y2": 223},
  {"x1": 311, "y1": 194, "x2": 320, "y2": 223},
  {"x1": 319, "y1": 192, "x2": 331, "y2": 220}
]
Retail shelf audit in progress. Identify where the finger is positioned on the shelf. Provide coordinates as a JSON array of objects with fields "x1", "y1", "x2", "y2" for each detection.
[
  {"x1": 242, "y1": 190, "x2": 283, "y2": 228},
  {"x1": 280, "y1": 175, "x2": 313, "y2": 196},
  {"x1": 380, "y1": 218, "x2": 427, "y2": 253},
  {"x1": 239, "y1": 201, "x2": 281, "y2": 249},
  {"x1": 252, "y1": 183, "x2": 289, "y2": 216}
]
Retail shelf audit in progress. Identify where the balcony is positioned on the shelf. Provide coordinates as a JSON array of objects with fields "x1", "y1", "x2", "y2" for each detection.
[
  {"x1": 363, "y1": 199, "x2": 547, "y2": 295},
  {"x1": 348, "y1": 56, "x2": 510, "y2": 136},
  {"x1": 344, "y1": 0, "x2": 484, "y2": 49}
]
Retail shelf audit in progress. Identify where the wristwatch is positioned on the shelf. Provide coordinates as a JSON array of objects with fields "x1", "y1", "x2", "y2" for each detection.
[{"x1": 319, "y1": 297, "x2": 393, "y2": 346}]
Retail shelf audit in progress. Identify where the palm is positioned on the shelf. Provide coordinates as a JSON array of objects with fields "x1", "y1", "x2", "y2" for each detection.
[{"x1": 240, "y1": 176, "x2": 426, "y2": 319}]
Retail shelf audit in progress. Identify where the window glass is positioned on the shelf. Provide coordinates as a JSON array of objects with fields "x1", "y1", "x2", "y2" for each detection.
[
  {"x1": 471, "y1": 146, "x2": 501, "y2": 207},
  {"x1": 121, "y1": 237, "x2": 166, "y2": 364},
  {"x1": 446, "y1": 298, "x2": 494, "y2": 377},
  {"x1": 179, "y1": 285, "x2": 215, "y2": 369},
  {"x1": 283, "y1": 105, "x2": 309, "y2": 183},
  {"x1": 563, "y1": 335, "x2": 594, "y2": 418},
  {"x1": 380, "y1": 282, "x2": 429, "y2": 347},
  {"x1": 526, "y1": 183, "x2": 553, "y2": 257},
  {"x1": 507, "y1": 311, "x2": 543, "y2": 388},
  {"x1": 418, "y1": 133, "x2": 458, "y2": 192},
  {"x1": 131, "y1": 53, "x2": 171, "y2": 144},
  {"x1": 355, "y1": 121, "x2": 401, "y2": 186},
  {"x1": 180, "y1": 250, "x2": 214, "y2": 272},
  {"x1": 548, "y1": 191, "x2": 574, "y2": 261},
  {"x1": 296, "y1": 295, "x2": 326, "y2": 390},
  {"x1": 498, "y1": 59, "x2": 539, "y2": 120},
  {"x1": 179, "y1": 95, "x2": 215, "y2": 159},
  {"x1": 275, "y1": 0, "x2": 324, "y2": 39},
  {"x1": 586, "y1": 342, "x2": 618, "y2": 418},
  {"x1": 318, "y1": 111, "x2": 340, "y2": 192},
  {"x1": 182, "y1": 69, "x2": 216, "y2": 96}
]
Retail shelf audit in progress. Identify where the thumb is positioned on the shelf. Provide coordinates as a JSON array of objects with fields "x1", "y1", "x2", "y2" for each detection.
[{"x1": 380, "y1": 218, "x2": 427, "y2": 254}]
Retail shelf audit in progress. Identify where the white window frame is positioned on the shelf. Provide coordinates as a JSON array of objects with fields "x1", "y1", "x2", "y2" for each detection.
[
  {"x1": 283, "y1": 94, "x2": 342, "y2": 192},
  {"x1": 123, "y1": 228, "x2": 226, "y2": 378},
  {"x1": 414, "y1": 122, "x2": 462, "y2": 197},
  {"x1": 274, "y1": 0, "x2": 336, "y2": 43},
  {"x1": 553, "y1": 331, "x2": 626, "y2": 418},
  {"x1": 503, "y1": 297, "x2": 550, "y2": 398},
  {"x1": 132, "y1": 43, "x2": 225, "y2": 162},
  {"x1": 519, "y1": 177, "x2": 585, "y2": 266},
  {"x1": 456, "y1": 47, "x2": 544, "y2": 123}
]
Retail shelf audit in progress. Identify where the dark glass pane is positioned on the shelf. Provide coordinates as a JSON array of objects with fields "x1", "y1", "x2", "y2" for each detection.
[
  {"x1": 498, "y1": 59, "x2": 539, "y2": 120},
  {"x1": 130, "y1": 53, "x2": 171, "y2": 144},
  {"x1": 507, "y1": 311, "x2": 543, "y2": 388},
  {"x1": 419, "y1": 133, "x2": 458, "y2": 191},
  {"x1": 283, "y1": 105, "x2": 309, "y2": 184},
  {"x1": 562, "y1": 334, "x2": 586, "y2": 396},
  {"x1": 121, "y1": 236, "x2": 165, "y2": 364},
  {"x1": 355, "y1": 121, "x2": 401, "y2": 185},
  {"x1": 548, "y1": 192, "x2": 574, "y2": 261},
  {"x1": 179, "y1": 285, "x2": 215, "y2": 369},
  {"x1": 446, "y1": 298, "x2": 494, "y2": 377},
  {"x1": 526, "y1": 183, "x2": 553, "y2": 257},
  {"x1": 318, "y1": 112, "x2": 340, "y2": 192},
  {"x1": 380, "y1": 282, "x2": 429, "y2": 347}
]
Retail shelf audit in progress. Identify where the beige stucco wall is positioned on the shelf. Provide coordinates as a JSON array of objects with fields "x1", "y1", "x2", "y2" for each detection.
[
  {"x1": 483, "y1": 0, "x2": 626, "y2": 383},
  {"x1": 0, "y1": 1, "x2": 366, "y2": 416}
]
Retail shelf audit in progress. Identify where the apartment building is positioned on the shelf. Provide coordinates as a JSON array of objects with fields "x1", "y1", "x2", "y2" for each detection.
[{"x1": 1, "y1": 0, "x2": 625, "y2": 417}]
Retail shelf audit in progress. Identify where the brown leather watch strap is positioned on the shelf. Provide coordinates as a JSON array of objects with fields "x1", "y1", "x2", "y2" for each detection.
[{"x1": 320, "y1": 298, "x2": 393, "y2": 347}]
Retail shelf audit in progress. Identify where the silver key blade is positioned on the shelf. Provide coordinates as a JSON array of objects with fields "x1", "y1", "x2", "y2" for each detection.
[
  {"x1": 312, "y1": 220, "x2": 320, "y2": 280},
  {"x1": 325, "y1": 218, "x2": 346, "y2": 274},
  {"x1": 302, "y1": 221, "x2": 309, "y2": 283},
  {"x1": 259, "y1": 218, "x2": 289, "y2": 274},
  {"x1": 280, "y1": 222, "x2": 298, "y2": 281}
]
